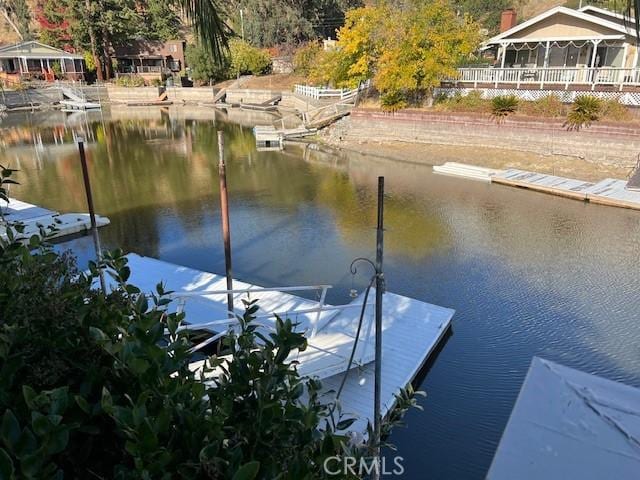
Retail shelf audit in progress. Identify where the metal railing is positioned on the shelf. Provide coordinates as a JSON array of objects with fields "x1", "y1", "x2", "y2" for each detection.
[
  {"x1": 164, "y1": 284, "x2": 335, "y2": 351},
  {"x1": 454, "y1": 67, "x2": 640, "y2": 90}
]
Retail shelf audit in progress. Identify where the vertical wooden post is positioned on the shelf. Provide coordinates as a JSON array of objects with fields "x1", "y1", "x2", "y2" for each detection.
[
  {"x1": 218, "y1": 131, "x2": 234, "y2": 316},
  {"x1": 77, "y1": 140, "x2": 106, "y2": 294},
  {"x1": 372, "y1": 176, "x2": 384, "y2": 480}
]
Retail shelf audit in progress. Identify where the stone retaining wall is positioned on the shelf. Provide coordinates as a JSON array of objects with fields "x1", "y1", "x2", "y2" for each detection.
[
  {"x1": 340, "y1": 109, "x2": 640, "y2": 166},
  {"x1": 105, "y1": 86, "x2": 311, "y2": 111}
]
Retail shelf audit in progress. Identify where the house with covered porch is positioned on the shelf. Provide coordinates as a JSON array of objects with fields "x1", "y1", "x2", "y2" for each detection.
[
  {"x1": 449, "y1": 6, "x2": 640, "y2": 104},
  {"x1": 0, "y1": 41, "x2": 85, "y2": 83}
]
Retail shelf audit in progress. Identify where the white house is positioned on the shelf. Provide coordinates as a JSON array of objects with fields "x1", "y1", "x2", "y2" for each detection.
[
  {"x1": 454, "y1": 6, "x2": 640, "y2": 93},
  {"x1": 0, "y1": 41, "x2": 85, "y2": 82}
]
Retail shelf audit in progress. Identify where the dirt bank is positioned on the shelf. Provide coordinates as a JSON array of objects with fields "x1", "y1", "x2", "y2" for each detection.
[{"x1": 320, "y1": 136, "x2": 633, "y2": 183}]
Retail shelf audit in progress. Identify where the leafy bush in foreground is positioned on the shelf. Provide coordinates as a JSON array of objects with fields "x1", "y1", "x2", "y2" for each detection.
[{"x1": 0, "y1": 232, "x2": 365, "y2": 479}]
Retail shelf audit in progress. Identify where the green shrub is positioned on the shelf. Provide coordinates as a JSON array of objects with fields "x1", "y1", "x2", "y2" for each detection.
[
  {"x1": 433, "y1": 91, "x2": 490, "y2": 113},
  {"x1": 565, "y1": 95, "x2": 603, "y2": 130},
  {"x1": 380, "y1": 90, "x2": 408, "y2": 111},
  {"x1": 229, "y1": 39, "x2": 272, "y2": 77},
  {"x1": 293, "y1": 42, "x2": 322, "y2": 77},
  {"x1": 115, "y1": 75, "x2": 146, "y2": 87},
  {"x1": 491, "y1": 95, "x2": 519, "y2": 119},
  {"x1": 185, "y1": 42, "x2": 230, "y2": 84},
  {"x1": 520, "y1": 95, "x2": 565, "y2": 118}
]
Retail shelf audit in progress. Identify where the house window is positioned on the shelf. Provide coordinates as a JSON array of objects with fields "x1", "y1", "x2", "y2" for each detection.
[
  {"x1": 605, "y1": 47, "x2": 624, "y2": 68},
  {"x1": 171, "y1": 45, "x2": 177, "y2": 53}
]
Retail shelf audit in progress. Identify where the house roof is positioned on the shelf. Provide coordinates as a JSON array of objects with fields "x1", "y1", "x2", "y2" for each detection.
[
  {"x1": 579, "y1": 5, "x2": 635, "y2": 25},
  {"x1": 486, "y1": 6, "x2": 635, "y2": 45},
  {"x1": 487, "y1": 357, "x2": 640, "y2": 480},
  {"x1": 0, "y1": 41, "x2": 82, "y2": 59}
]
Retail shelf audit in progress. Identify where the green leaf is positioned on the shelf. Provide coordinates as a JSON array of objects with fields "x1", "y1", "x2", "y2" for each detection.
[
  {"x1": 21, "y1": 386, "x2": 38, "y2": 410},
  {"x1": 75, "y1": 396, "x2": 90, "y2": 414},
  {"x1": 336, "y1": 418, "x2": 356, "y2": 430},
  {"x1": 31, "y1": 413, "x2": 50, "y2": 437},
  {"x1": 0, "y1": 448, "x2": 14, "y2": 480},
  {"x1": 1, "y1": 411, "x2": 20, "y2": 449},
  {"x1": 232, "y1": 461, "x2": 260, "y2": 480}
]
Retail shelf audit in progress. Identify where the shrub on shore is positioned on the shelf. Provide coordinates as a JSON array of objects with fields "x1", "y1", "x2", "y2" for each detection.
[
  {"x1": 433, "y1": 91, "x2": 490, "y2": 113},
  {"x1": 229, "y1": 39, "x2": 272, "y2": 77},
  {"x1": 293, "y1": 42, "x2": 323, "y2": 77},
  {"x1": 491, "y1": 95, "x2": 519, "y2": 119},
  {"x1": 115, "y1": 75, "x2": 146, "y2": 87},
  {"x1": 602, "y1": 98, "x2": 632, "y2": 122},
  {"x1": 565, "y1": 95, "x2": 603, "y2": 130},
  {"x1": 519, "y1": 95, "x2": 566, "y2": 118}
]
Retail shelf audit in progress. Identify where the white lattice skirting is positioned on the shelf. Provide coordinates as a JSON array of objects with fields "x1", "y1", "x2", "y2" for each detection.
[{"x1": 434, "y1": 87, "x2": 640, "y2": 106}]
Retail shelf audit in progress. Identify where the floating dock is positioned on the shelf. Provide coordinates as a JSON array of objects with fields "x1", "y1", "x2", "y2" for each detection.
[
  {"x1": 488, "y1": 357, "x2": 640, "y2": 480},
  {"x1": 59, "y1": 87, "x2": 101, "y2": 111},
  {"x1": 433, "y1": 163, "x2": 640, "y2": 211},
  {"x1": 120, "y1": 253, "x2": 454, "y2": 434},
  {"x1": 1, "y1": 197, "x2": 109, "y2": 241},
  {"x1": 433, "y1": 162, "x2": 501, "y2": 182},
  {"x1": 493, "y1": 169, "x2": 640, "y2": 210}
]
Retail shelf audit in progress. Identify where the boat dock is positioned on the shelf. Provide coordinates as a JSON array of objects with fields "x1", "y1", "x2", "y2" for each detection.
[
  {"x1": 487, "y1": 357, "x2": 640, "y2": 480},
  {"x1": 434, "y1": 162, "x2": 640, "y2": 211},
  {"x1": 1, "y1": 197, "x2": 109, "y2": 241},
  {"x1": 59, "y1": 87, "x2": 101, "y2": 111},
  {"x1": 120, "y1": 253, "x2": 454, "y2": 434}
]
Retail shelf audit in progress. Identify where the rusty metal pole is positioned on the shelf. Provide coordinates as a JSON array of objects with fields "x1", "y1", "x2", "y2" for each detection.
[
  {"x1": 218, "y1": 131, "x2": 234, "y2": 316},
  {"x1": 372, "y1": 176, "x2": 384, "y2": 480},
  {"x1": 77, "y1": 139, "x2": 106, "y2": 294}
]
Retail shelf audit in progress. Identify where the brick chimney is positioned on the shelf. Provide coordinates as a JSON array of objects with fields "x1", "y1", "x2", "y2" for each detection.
[{"x1": 500, "y1": 9, "x2": 517, "y2": 33}]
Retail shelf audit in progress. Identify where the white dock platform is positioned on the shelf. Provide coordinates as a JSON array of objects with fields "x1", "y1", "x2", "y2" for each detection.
[
  {"x1": 489, "y1": 168, "x2": 640, "y2": 211},
  {"x1": 1, "y1": 197, "x2": 110, "y2": 241},
  {"x1": 488, "y1": 357, "x2": 640, "y2": 480},
  {"x1": 433, "y1": 162, "x2": 501, "y2": 182},
  {"x1": 120, "y1": 253, "x2": 454, "y2": 433}
]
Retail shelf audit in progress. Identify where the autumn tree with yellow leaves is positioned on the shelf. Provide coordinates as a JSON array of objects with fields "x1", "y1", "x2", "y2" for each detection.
[{"x1": 308, "y1": 0, "x2": 480, "y2": 110}]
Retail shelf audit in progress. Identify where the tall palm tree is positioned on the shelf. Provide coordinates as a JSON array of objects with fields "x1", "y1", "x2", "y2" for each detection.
[{"x1": 178, "y1": 0, "x2": 228, "y2": 62}]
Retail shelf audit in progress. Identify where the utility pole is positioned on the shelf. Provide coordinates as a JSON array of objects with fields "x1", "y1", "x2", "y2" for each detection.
[
  {"x1": 218, "y1": 131, "x2": 234, "y2": 316},
  {"x1": 77, "y1": 139, "x2": 106, "y2": 294},
  {"x1": 240, "y1": 9, "x2": 245, "y2": 41}
]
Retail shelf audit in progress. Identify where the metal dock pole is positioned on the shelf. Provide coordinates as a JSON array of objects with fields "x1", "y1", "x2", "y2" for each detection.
[
  {"x1": 373, "y1": 176, "x2": 385, "y2": 479},
  {"x1": 77, "y1": 139, "x2": 106, "y2": 294},
  {"x1": 218, "y1": 131, "x2": 234, "y2": 316}
]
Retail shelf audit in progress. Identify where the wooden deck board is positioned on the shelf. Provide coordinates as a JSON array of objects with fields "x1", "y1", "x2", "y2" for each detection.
[{"x1": 493, "y1": 169, "x2": 640, "y2": 210}]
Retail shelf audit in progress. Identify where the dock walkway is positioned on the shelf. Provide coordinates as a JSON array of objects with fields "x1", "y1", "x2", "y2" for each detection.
[
  {"x1": 120, "y1": 253, "x2": 454, "y2": 434},
  {"x1": 1, "y1": 197, "x2": 109, "y2": 241},
  {"x1": 493, "y1": 169, "x2": 640, "y2": 210},
  {"x1": 433, "y1": 162, "x2": 640, "y2": 211}
]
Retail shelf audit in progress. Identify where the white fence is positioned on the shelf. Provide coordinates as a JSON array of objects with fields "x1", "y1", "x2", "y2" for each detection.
[
  {"x1": 294, "y1": 79, "x2": 371, "y2": 100},
  {"x1": 455, "y1": 67, "x2": 640, "y2": 90}
]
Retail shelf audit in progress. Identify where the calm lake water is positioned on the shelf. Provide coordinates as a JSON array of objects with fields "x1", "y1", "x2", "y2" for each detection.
[{"x1": 2, "y1": 107, "x2": 640, "y2": 479}]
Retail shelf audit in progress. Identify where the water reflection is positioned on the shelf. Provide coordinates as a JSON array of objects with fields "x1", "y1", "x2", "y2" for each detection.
[{"x1": 2, "y1": 108, "x2": 640, "y2": 480}]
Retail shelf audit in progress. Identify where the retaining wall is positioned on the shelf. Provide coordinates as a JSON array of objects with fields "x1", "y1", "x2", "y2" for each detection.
[
  {"x1": 340, "y1": 109, "x2": 640, "y2": 166},
  {"x1": 105, "y1": 86, "x2": 313, "y2": 111}
]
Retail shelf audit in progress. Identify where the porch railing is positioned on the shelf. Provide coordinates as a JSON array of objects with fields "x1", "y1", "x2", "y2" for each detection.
[{"x1": 454, "y1": 67, "x2": 640, "y2": 90}]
